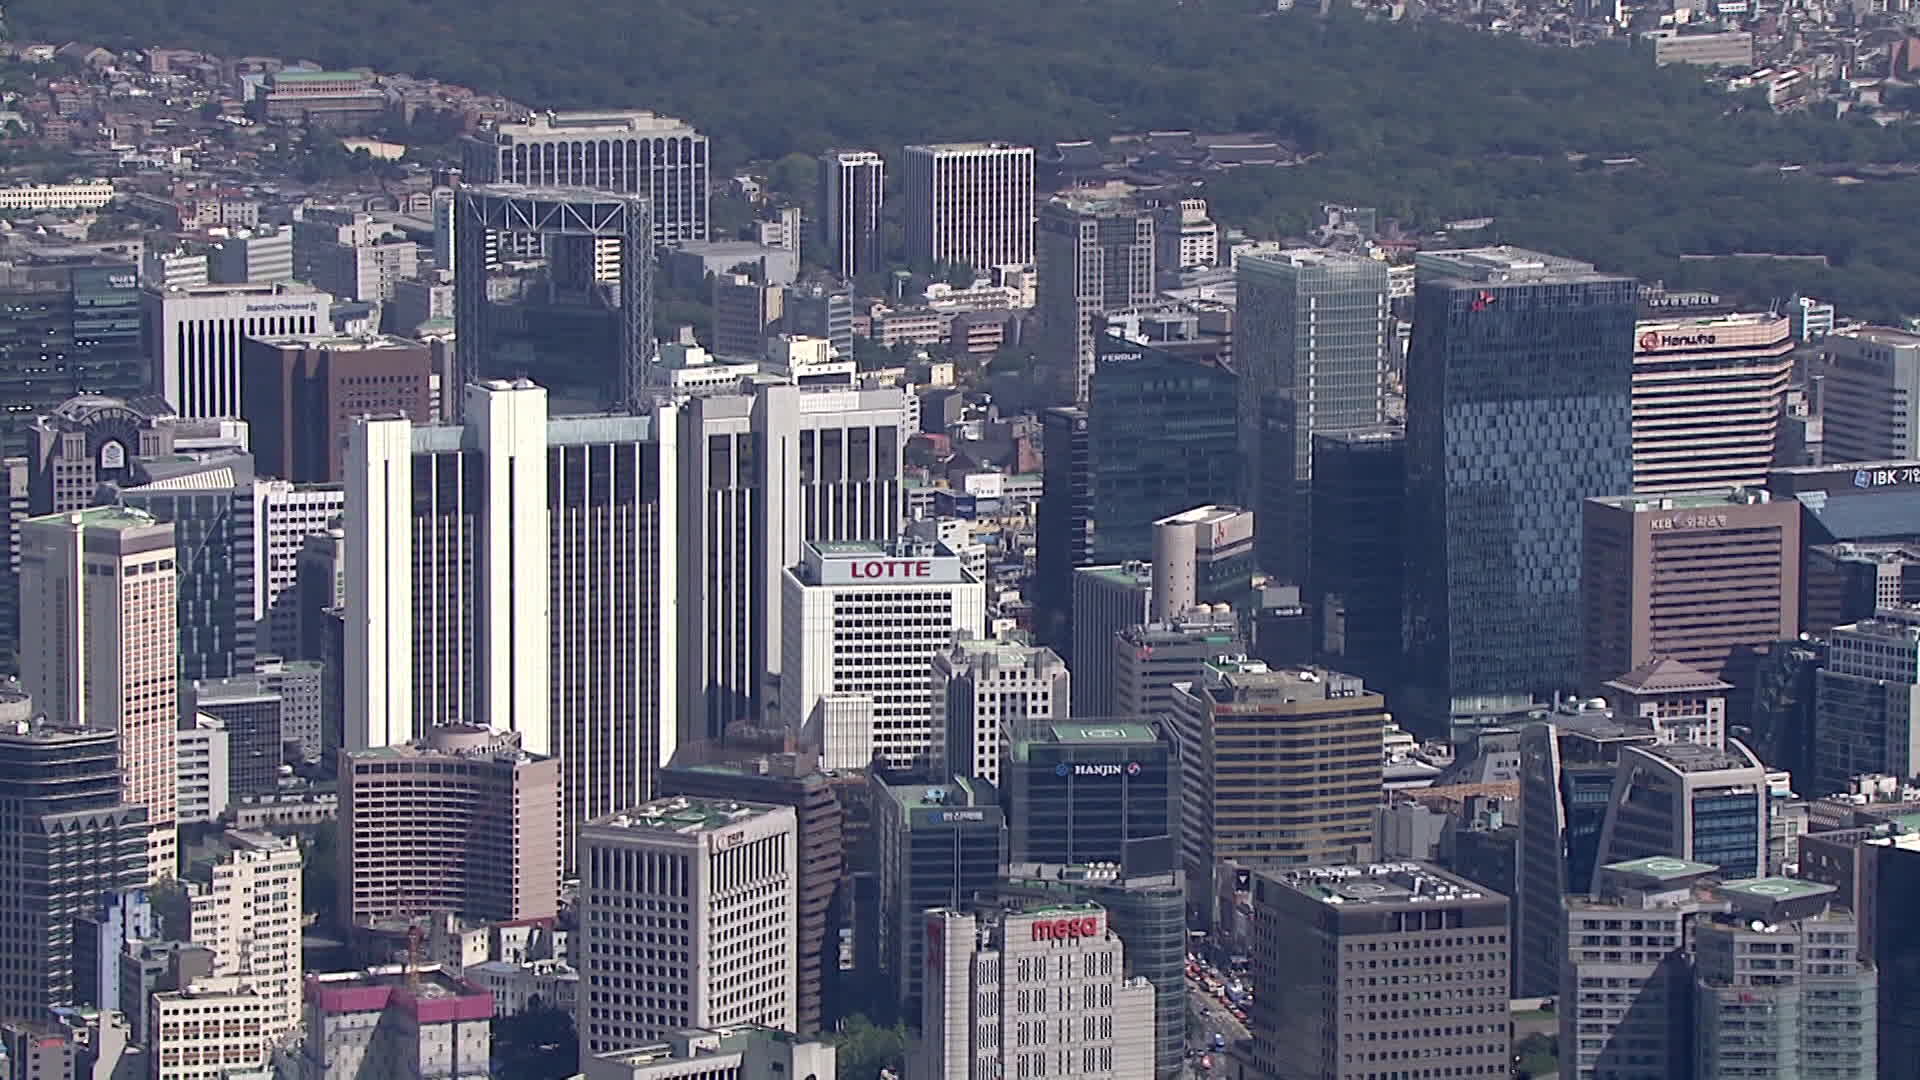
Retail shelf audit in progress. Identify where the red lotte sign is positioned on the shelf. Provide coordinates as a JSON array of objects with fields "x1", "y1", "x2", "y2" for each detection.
[
  {"x1": 1032, "y1": 916, "x2": 1102, "y2": 942},
  {"x1": 848, "y1": 559, "x2": 933, "y2": 579}
]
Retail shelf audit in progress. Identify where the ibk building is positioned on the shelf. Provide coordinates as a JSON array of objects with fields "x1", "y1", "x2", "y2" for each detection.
[
  {"x1": 780, "y1": 539, "x2": 985, "y2": 770},
  {"x1": 1002, "y1": 720, "x2": 1179, "y2": 876}
]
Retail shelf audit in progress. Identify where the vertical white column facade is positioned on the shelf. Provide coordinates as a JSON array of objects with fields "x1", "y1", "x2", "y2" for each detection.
[
  {"x1": 142, "y1": 285, "x2": 331, "y2": 419},
  {"x1": 345, "y1": 416, "x2": 414, "y2": 750},
  {"x1": 468, "y1": 380, "x2": 552, "y2": 754}
]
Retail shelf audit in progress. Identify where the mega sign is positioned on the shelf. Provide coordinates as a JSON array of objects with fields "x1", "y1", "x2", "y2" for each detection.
[{"x1": 1031, "y1": 916, "x2": 1103, "y2": 942}]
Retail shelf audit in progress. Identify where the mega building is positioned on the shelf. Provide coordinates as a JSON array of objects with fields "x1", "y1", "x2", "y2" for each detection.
[
  {"x1": 675, "y1": 382, "x2": 908, "y2": 740},
  {"x1": 818, "y1": 150, "x2": 885, "y2": 281},
  {"x1": 575, "y1": 798, "x2": 798, "y2": 1054},
  {"x1": 1813, "y1": 605, "x2": 1920, "y2": 795},
  {"x1": 1037, "y1": 197, "x2": 1155, "y2": 403},
  {"x1": 19, "y1": 506, "x2": 178, "y2": 879},
  {"x1": 1822, "y1": 326, "x2": 1920, "y2": 464},
  {"x1": 346, "y1": 382, "x2": 677, "y2": 855},
  {"x1": 900, "y1": 143, "x2": 1035, "y2": 270},
  {"x1": 1248, "y1": 863, "x2": 1510, "y2": 1080},
  {"x1": 185, "y1": 831, "x2": 302, "y2": 1041},
  {"x1": 299, "y1": 966, "x2": 492, "y2": 1080},
  {"x1": 914, "y1": 904, "x2": 1156, "y2": 1080},
  {"x1": 656, "y1": 748, "x2": 844, "y2": 1036},
  {"x1": 141, "y1": 283, "x2": 331, "y2": 419},
  {"x1": 779, "y1": 539, "x2": 985, "y2": 771},
  {"x1": 1168, "y1": 659, "x2": 1385, "y2": 921},
  {"x1": 1002, "y1": 720, "x2": 1178, "y2": 876},
  {"x1": 1404, "y1": 247, "x2": 1637, "y2": 721},
  {"x1": 462, "y1": 110, "x2": 710, "y2": 244},
  {"x1": 1630, "y1": 312, "x2": 1794, "y2": 492},
  {"x1": 873, "y1": 777, "x2": 1007, "y2": 1020},
  {"x1": 1308, "y1": 425, "x2": 1405, "y2": 694},
  {"x1": 452, "y1": 185, "x2": 654, "y2": 411},
  {"x1": 240, "y1": 333, "x2": 434, "y2": 483},
  {"x1": 1580, "y1": 488, "x2": 1801, "y2": 700},
  {"x1": 932, "y1": 636, "x2": 1069, "y2": 785},
  {"x1": 0, "y1": 702, "x2": 147, "y2": 1022},
  {"x1": 337, "y1": 726, "x2": 561, "y2": 928},
  {"x1": 1592, "y1": 740, "x2": 1770, "y2": 879}
]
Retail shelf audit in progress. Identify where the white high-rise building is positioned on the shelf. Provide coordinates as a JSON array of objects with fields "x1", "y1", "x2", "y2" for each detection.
[
  {"x1": 1820, "y1": 326, "x2": 1920, "y2": 464},
  {"x1": 819, "y1": 150, "x2": 885, "y2": 281},
  {"x1": 253, "y1": 480, "x2": 345, "y2": 658},
  {"x1": 345, "y1": 381, "x2": 679, "y2": 861},
  {"x1": 462, "y1": 110, "x2": 710, "y2": 245},
  {"x1": 19, "y1": 505, "x2": 179, "y2": 880},
  {"x1": 676, "y1": 383, "x2": 909, "y2": 741},
  {"x1": 141, "y1": 283, "x2": 332, "y2": 419},
  {"x1": 781, "y1": 539, "x2": 985, "y2": 770},
  {"x1": 913, "y1": 904, "x2": 1155, "y2": 1080},
  {"x1": 901, "y1": 143, "x2": 1035, "y2": 271},
  {"x1": 187, "y1": 830, "x2": 303, "y2": 1041},
  {"x1": 576, "y1": 797, "x2": 797, "y2": 1055},
  {"x1": 932, "y1": 635, "x2": 1069, "y2": 785}
]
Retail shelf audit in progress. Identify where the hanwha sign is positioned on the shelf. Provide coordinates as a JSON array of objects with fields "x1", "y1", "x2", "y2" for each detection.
[{"x1": 1638, "y1": 330, "x2": 1661, "y2": 350}]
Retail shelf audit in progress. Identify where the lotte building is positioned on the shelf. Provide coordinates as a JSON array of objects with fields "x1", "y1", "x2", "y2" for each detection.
[{"x1": 913, "y1": 903, "x2": 1155, "y2": 1080}]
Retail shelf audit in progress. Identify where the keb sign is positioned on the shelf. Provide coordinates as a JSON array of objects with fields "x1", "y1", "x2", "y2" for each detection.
[
  {"x1": 1031, "y1": 916, "x2": 1102, "y2": 942},
  {"x1": 818, "y1": 554, "x2": 965, "y2": 585}
]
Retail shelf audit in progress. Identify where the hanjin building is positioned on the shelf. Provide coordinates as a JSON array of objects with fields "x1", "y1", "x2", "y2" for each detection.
[{"x1": 1002, "y1": 720, "x2": 1178, "y2": 876}]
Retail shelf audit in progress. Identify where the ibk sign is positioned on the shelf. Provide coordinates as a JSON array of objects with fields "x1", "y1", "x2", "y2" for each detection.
[
  {"x1": 817, "y1": 553, "x2": 966, "y2": 585},
  {"x1": 1031, "y1": 915, "x2": 1103, "y2": 942}
]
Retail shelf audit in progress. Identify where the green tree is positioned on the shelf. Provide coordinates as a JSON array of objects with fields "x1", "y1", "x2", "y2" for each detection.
[
  {"x1": 833, "y1": 1015, "x2": 908, "y2": 1080},
  {"x1": 492, "y1": 1005, "x2": 577, "y2": 1080}
]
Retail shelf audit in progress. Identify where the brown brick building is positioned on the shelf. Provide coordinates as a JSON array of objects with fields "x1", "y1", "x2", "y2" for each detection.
[{"x1": 241, "y1": 333, "x2": 434, "y2": 482}]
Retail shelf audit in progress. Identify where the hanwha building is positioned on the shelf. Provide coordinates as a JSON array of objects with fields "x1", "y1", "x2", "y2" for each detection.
[
  {"x1": 1631, "y1": 312, "x2": 1794, "y2": 493},
  {"x1": 453, "y1": 184, "x2": 654, "y2": 414}
]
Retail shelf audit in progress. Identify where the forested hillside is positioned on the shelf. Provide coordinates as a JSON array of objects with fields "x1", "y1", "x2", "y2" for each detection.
[{"x1": 16, "y1": 0, "x2": 1920, "y2": 314}]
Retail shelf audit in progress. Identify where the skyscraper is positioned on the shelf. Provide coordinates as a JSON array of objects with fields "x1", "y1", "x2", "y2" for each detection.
[
  {"x1": 141, "y1": 283, "x2": 331, "y2": 419},
  {"x1": 240, "y1": 333, "x2": 435, "y2": 483},
  {"x1": 818, "y1": 150, "x2": 885, "y2": 282},
  {"x1": 1308, "y1": 426, "x2": 1405, "y2": 694},
  {"x1": 1111, "y1": 611, "x2": 1246, "y2": 720},
  {"x1": 0, "y1": 264, "x2": 145, "y2": 457},
  {"x1": 185, "y1": 831, "x2": 302, "y2": 1041},
  {"x1": 1148, "y1": 505, "x2": 1257, "y2": 620},
  {"x1": 19, "y1": 505, "x2": 179, "y2": 880},
  {"x1": 576, "y1": 797, "x2": 797, "y2": 1054},
  {"x1": 1819, "y1": 326, "x2": 1920, "y2": 464},
  {"x1": 1630, "y1": 312, "x2": 1794, "y2": 492},
  {"x1": 1001, "y1": 720, "x2": 1178, "y2": 876},
  {"x1": 1404, "y1": 247, "x2": 1637, "y2": 722},
  {"x1": 1033, "y1": 406, "x2": 1090, "y2": 655},
  {"x1": 932, "y1": 635, "x2": 1069, "y2": 785},
  {"x1": 0, "y1": 697, "x2": 147, "y2": 1022},
  {"x1": 900, "y1": 143, "x2": 1035, "y2": 271},
  {"x1": 1592, "y1": 740, "x2": 1770, "y2": 878},
  {"x1": 1812, "y1": 605, "x2": 1920, "y2": 796},
  {"x1": 461, "y1": 110, "x2": 710, "y2": 245},
  {"x1": 872, "y1": 776, "x2": 1006, "y2": 1021},
  {"x1": 345, "y1": 381, "x2": 678, "y2": 857},
  {"x1": 1070, "y1": 562, "x2": 1153, "y2": 718},
  {"x1": 1036, "y1": 197, "x2": 1155, "y2": 403},
  {"x1": 1234, "y1": 250, "x2": 1391, "y2": 580}
]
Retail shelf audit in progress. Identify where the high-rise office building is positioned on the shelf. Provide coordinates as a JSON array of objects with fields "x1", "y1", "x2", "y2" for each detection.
[
  {"x1": 575, "y1": 798, "x2": 797, "y2": 1054},
  {"x1": 346, "y1": 382, "x2": 678, "y2": 855},
  {"x1": 240, "y1": 333, "x2": 434, "y2": 483},
  {"x1": 0, "y1": 699, "x2": 147, "y2": 1022},
  {"x1": 932, "y1": 635, "x2": 1069, "y2": 785},
  {"x1": 1630, "y1": 312, "x2": 1794, "y2": 493},
  {"x1": 915, "y1": 904, "x2": 1156, "y2": 1080},
  {"x1": 452, "y1": 186, "x2": 654, "y2": 413},
  {"x1": 253, "y1": 482, "x2": 346, "y2": 661},
  {"x1": 462, "y1": 110, "x2": 710, "y2": 245},
  {"x1": 1168, "y1": 659, "x2": 1384, "y2": 921},
  {"x1": 1404, "y1": 247, "x2": 1637, "y2": 722},
  {"x1": 656, "y1": 748, "x2": 843, "y2": 1037},
  {"x1": 1070, "y1": 563, "x2": 1152, "y2": 718},
  {"x1": 1308, "y1": 425, "x2": 1405, "y2": 694},
  {"x1": 675, "y1": 382, "x2": 907, "y2": 740},
  {"x1": 1812, "y1": 605, "x2": 1920, "y2": 796},
  {"x1": 337, "y1": 726, "x2": 561, "y2": 928},
  {"x1": 1111, "y1": 611, "x2": 1246, "y2": 719},
  {"x1": 901, "y1": 143, "x2": 1035, "y2": 271},
  {"x1": 208, "y1": 226, "x2": 294, "y2": 286},
  {"x1": 150, "y1": 976, "x2": 273, "y2": 1080},
  {"x1": 1593, "y1": 740, "x2": 1770, "y2": 878},
  {"x1": 818, "y1": 150, "x2": 885, "y2": 282},
  {"x1": 187, "y1": 676, "x2": 283, "y2": 799},
  {"x1": 872, "y1": 776, "x2": 1006, "y2": 1021},
  {"x1": 0, "y1": 264, "x2": 145, "y2": 458},
  {"x1": 185, "y1": 831, "x2": 302, "y2": 1041},
  {"x1": 1248, "y1": 862, "x2": 1510, "y2": 1080},
  {"x1": 1152, "y1": 198, "x2": 1218, "y2": 277},
  {"x1": 1085, "y1": 338, "x2": 1239, "y2": 563},
  {"x1": 996, "y1": 865, "x2": 1188, "y2": 1080},
  {"x1": 27, "y1": 393, "x2": 179, "y2": 516},
  {"x1": 1235, "y1": 250, "x2": 1391, "y2": 580},
  {"x1": 19, "y1": 506, "x2": 178, "y2": 880},
  {"x1": 1037, "y1": 197, "x2": 1155, "y2": 403},
  {"x1": 711, "y1": 273, "x2": 785, "y2": 360},
  {"x1": 1033, "y1": 406, "x2": 1090, "y2": 655},
  {"x1": 1002, "y1": 720, "x2": 1178, "y2": 876},
  {"x1": 1581, "y1": 488, "x2": 1801, "y2": 700},
  {"x1": 1148, "y1": 504, "x2": 1257, "y2": 620},
  {"x1": 780, "y1": 539, "x2": 985, "y2": 770},
  {"x1": 1820, "y1": 326, "x2": 1920, "y2": 464},
  {"x1": 141, "y1": 283, "x2": 331, "y2": 419},
  {"x1": 1804, "y1": 541, "x2": 1920, "y2": 635}
]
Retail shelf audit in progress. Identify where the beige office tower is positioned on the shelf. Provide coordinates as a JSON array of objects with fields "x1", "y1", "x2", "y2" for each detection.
[
  {"x1": 1630, "y1": 313, "x2": 1793, "y2": 492},
  {"x1": 19, "y1": 506, "x2": 180, "y2": 880},
  {"x1": 187, "y1": 831, "x2": 304, "y2": 1041},
  {"x1": 914, "y1": 904, "x2": 1155, "y2": 1080},
  {"x1": 901, "y1": 143, "x2": 1035, "y2": 271}
]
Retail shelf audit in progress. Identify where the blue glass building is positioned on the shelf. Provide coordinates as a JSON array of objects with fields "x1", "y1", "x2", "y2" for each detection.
[{"x1": 1403, "y1": 247, "x2": 1637, "y2": 721}]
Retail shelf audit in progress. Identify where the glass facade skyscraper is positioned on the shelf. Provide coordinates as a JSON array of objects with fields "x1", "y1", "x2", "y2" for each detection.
[
  {"x1": 1403, "y1": 247, "x2": 1636, "y2": 719},
  {"x1": 1235, "y1": 250, "x2": 1391, "y2": 579}
]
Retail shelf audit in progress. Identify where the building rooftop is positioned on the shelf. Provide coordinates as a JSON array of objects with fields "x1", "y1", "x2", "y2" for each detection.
[
  {"x1": 1632, "y1": 740, "x2": 1759, "y2": 774},
  {"x1": 248, "y1": 332, "x2": 425, "y2": 351},
  {"x1": 1035, "y1": 720, "x2": 1160, "y2": 744},
  {"x1": 1265, "y1": 861, "x2": 1502, "y2": 908},
  {"x1": 1077, "y1": 562, "x2": 1153, "y2": 588},
  {"x1": 589, "y1": 795, "x2": 784, "y2": 835},
  {"x1": 1195, "y1": 657, "x2": 1370, "y2": 704},
  {"x1": 488, "y1": 110, "x2": 700, "y2": 136},
  {"x1": 905, "y1": 141, "x2": 1031, "y2": 154},
  {"x1": 345, "y1": 725, "x2": 545, "y2": 765},
  {"x1": 1414, "y1": 245, "x2": 1621, "y2": 285},
  {"x1": 1586, "y1": 488, "x2": 1776, "y2": 513},
  {"x1": 1835, "y1": 325, "x2": 1920, "y2": 347},
  {"x1": 1238, "y1": 247, "x2": 1383, "y2": 270},
  {"x1": 270, "y1": 70, "x2": 366, "y2": 82},
  {"x1": 1604, "y1": 657, "x2": 1733, "y2": 696},
  {"x1": 881, "y1": 776, "x2": 992, "y2": 812},
  {"x1": 23, "y1": 504, "x2": 164, "y2": 531},
  {"x1": 1714, "y1": 876, "x2": 1836, "y2": 904},
  {"x1": 1153, "y1": 504, "x2": 1250, "y2": 528},
  {"x1": 1604, "y1": 855, "x2": 1719, "y2": 882},
  {"x1": 1635, "y1": 311, "x2": 1789, "y2": 333}
]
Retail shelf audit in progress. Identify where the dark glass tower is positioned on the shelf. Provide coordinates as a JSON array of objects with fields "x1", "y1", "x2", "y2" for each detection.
[
  {"x1": 1002, "y1": 719, "x2": 1177, "y2": 876},
  {"x1": 1034, "y1": 406, "x2": 1090, "y2": 656},
  {"x1": 1404, "y1": 247, "x2": 1636, "y2": 722},
  {"x1": 1309, "y1": 425, "x2": 1406, "y2": 696}
]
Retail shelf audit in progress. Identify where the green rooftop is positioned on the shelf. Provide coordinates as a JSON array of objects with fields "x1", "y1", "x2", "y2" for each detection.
[
  {"x1": 1604, "y1": 856, "x2": 1718, "y2": 882},
  {"x1": 1715, "y1": 877, "x2": 1835, "y2": 903},
  {"x1": 24, "y1": 505, "x2": 164, "y2": 530},
  {"x1": 1045, "y1": 721, "x2": 1158, "y2": 744},
  {"x1": 596, "y1": 796, "x2": 782, "y2": 833}
]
